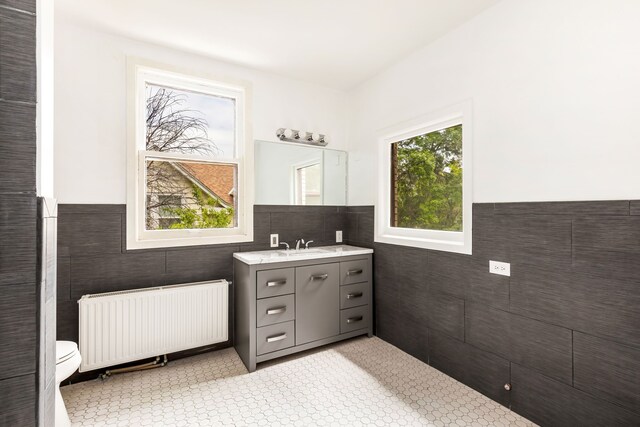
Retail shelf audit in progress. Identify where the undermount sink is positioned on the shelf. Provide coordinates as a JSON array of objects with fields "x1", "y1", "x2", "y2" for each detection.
[{"x1": 233, "y1": 245, "x2": 374, "y2": 265}]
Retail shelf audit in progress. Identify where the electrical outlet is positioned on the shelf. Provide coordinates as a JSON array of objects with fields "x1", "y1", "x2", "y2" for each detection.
[
  {"x1": 489, "y1": 260, "x2": 510, "y2": 276},
  {"x1": 336, "y1": 230, "x2": 343, "y2": 243},
  {"x1": 270, "y1": 234, "x2": 279, "y2": 248}
]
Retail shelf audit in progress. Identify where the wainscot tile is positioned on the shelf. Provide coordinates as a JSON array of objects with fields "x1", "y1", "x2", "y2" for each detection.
[
  {"x1": 0, "y1": 8, "x2": 36, "y2": 102},
  {"x1": 56, "y1": 256, "x2": 71, "y2": 302},
  {"x1": 426, "y1": 293, "x2": 464, "y2": 341},
  {"x1": 324, "y1": 213, "x2": 348, "y2": 243},
  {"x1": 574, "y1": 216, "x2": 640, "y2": 254},
  {"x1": 0, "y1": 194, "x2": 36, "y2": 287},
  {"x1": 375, "y1": 301, "x2": 428, "y2": 363},
  {"x1": 70, "y1": 252, "x2": 167, "y2": 299},
  {"x1": 56, "y1": 300, "x2": 79, "y2": 342},
  {"x1": 574, "y1": 332, "x2": 640, "y2": 412},
  {"x1": 0, "y1": 101, "x2": 36, "y2": 193},
  {"x1": 428, "y1": 330, "x2": 510, "y2": 406},
  {"x1": 270, "y1": 212, "x2": 324, "y2": 247},
  {"x1": 465, "y1": 304, "x2": 572, "y2": 384},
  {"x1": 494, "y1": 200, "x2": 630, "y2": 216},
  {"x1": 427, "y1": 250, "x2": 470, "y2": 298},
  {"x1": 511, "y1": 263, "x2": 640, "y2": 347},
  {"x1": 465, "y1": 259, "x2": 509, "y2": 310},
  {"x1": 0, "y1": 374, "x2": 36, "y2": 426},
  {"x1": 511, "y1": 363, "x2": 640, "y2": 427},
  {"x1": 165, "y1": 246, "x2": 238, "y2": 284},
  {"x1": 0, "y1": 283, "x2": 36, "y2": 379},
  {"x1": 58, "y1": 212, "x2": 122, "y2": 256}
]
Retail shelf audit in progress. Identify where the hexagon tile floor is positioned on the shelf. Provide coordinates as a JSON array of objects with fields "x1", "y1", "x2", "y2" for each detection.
[{"x1": 62, "y1": 336, "x2": 536, "y2": 426}]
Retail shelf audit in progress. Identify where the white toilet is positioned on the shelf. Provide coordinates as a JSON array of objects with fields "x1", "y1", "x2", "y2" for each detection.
[{"x1": 56, "y1": 341, "x2": 82, "y2": 427}]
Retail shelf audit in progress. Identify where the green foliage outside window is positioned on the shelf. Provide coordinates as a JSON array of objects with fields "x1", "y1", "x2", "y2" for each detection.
[
  {"x1": 392, "y1": 124, "x2": 463, "y2": 232},
  {"x1": 168, "y1": 185, "x2": 234, "y2": 229}
]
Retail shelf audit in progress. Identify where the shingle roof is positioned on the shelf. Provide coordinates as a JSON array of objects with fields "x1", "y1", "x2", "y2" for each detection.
[{"x1": 175, "y1": 162, "x2": 235, "y2": 207}]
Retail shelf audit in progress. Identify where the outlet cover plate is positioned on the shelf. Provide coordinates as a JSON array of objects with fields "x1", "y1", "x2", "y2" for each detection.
[
  {"x1": 270, "y1": 234, "x2": 279, "y2": 248},
  {"x1": 336, "y1": 230, "x2": 343, "y2": 243},
  {"x1": 489, "y1": 260, "x2": 510, "y2": 276}
]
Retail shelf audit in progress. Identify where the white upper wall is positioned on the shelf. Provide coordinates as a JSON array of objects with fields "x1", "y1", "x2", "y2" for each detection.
[
  {"x1": 56, "y1": 0, "x2": 640, "y2": 205},
  {"x1": 348, "y1": 0, "x2": 640, "y2": 204},
  {"x1": 54, "y1": 18, "x2": 349, "y2": 204}
]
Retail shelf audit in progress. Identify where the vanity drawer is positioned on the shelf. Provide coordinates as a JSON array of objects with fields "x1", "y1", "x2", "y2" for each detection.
[
  {"x1": 256, "y1": 321, "x2": 295, "y2": 355},
  {"x1": 340, "y1": 282, "x2": 369, "y2": 309},
  {"x1": 340, "y1": 306, "x2": 370, "y2": 334},
  {"x1": 340, "y1": 259, "x2": 369, "y2": 285},
  {"x1": 256, "y1": 294, "x2": 295, "y2": 328},
  {"x1": 256, "y1": 267, "x2": 295, "y2": 299}
]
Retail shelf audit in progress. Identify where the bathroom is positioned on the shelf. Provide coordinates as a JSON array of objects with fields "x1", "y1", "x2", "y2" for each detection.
[{"x1": 1, "y1": 0, "x2": 639, "y2": 426}]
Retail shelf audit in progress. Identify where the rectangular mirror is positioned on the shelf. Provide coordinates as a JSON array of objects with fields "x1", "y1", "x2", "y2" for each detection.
[{"x1": 255, "y1": 140, "x2": 347, "y2": 205}]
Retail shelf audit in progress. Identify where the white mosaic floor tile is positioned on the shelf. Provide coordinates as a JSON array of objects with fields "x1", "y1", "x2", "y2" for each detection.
[{"x1": 62, "y1": 336, "x2": 536, "y2": 426}]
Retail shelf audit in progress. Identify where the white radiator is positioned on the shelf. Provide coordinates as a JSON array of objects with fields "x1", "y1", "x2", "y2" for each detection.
[{"x1": 78, "y1": 280, "x2": 228, "y2": 372}]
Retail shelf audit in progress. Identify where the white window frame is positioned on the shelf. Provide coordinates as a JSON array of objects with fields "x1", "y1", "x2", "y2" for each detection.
[
  {"x1": 375, "y1": 101, "x2": 473, "y2": 254},
  {"x1": 126, "y1": 58, "x2": 253, "y2": 250}
]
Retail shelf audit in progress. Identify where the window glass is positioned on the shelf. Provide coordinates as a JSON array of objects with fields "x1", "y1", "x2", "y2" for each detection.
[
  {"x1": 145, "y1": 159, "x2": 237, "y2": 230},
  {"x1": 145, "y1": 83, "x2": 236, "y2": 158},
  {"x1": 390, "y1": 124, "x2": 463, "y2": 232}
]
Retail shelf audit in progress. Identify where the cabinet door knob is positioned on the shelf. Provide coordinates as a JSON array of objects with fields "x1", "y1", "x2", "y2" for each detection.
[
  {"x1": 310, "y1": 273, "x2": 328, "y2": 281},
  {"x1": 266, "y1": 333, "x2": 287, "y2": 343},
  {"x1": 346, "y1": 316, "x2": 363, "y2": 324},
  {"x1": 346, "y1": 292, "x2": 363, "y2": 299},
  {"x1": 347, "y1": 268, "x2": 363, "y2": 276},
  {"x1": 266, "y1": 279, "x2": 287, "y2": 287},
  {"x1": 504, "y1": 383, "x2": 512, "y2": 391},
  {"x1": 266, "y1": 306, "x2": 286, "y2": 315}
]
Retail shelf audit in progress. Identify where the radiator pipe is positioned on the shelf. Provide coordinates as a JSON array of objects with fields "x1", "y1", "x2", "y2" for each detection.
[{"x1": 99, "y1": 355, "x2": 168, "y2": 380}]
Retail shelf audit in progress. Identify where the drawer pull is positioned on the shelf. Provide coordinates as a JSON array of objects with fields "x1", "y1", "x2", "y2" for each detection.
[
  {"x1": 346, "y1": 315, "x2": 363, "y2": 324},
  {"x1": 347, "y1": 268, "x2": 363, "y2": 276},
  {"x1": 346, "y1": 292, "x2": 363, "y2": 299},
  {"x1": 266, "y1": 279, "x2": 287, "y2": 287},
  {"x1": 310, "y1": 273, "x2": 328, "y2": 281},
  {"x1": 266, "y1": 333, "x2": 287, "y2": 343},
  {"x1": 266, "y1": 306, "x2": 287, "y2": 315}
]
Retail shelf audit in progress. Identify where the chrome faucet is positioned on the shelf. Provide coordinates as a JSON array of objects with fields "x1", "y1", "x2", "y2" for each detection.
[
  {"x1": 295, "y1": 238, "x2": 305, "y2": 250},
  {"x1": 305, "y1": 240, "x2": 314, "y2": 249},
  {"x1": 279, "y1": 242, "x2": 290, "y2": 250}
]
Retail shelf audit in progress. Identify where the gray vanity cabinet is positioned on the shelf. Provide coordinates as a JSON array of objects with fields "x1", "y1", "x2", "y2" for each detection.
[
  {"x1": 295, "y1": 263, "x2": 340, "y2": 345},
  {"x1": 233, "y1": 251, "x2": 372, "y2": 372}
]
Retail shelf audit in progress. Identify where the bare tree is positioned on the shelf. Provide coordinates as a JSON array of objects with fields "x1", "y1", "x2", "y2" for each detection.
[
  {"x1": 145, "y1": 87, "x2": 218, "y2": 229},
  {"x1": 146, "y1": 87, "x2": 217, "y2": 155}
]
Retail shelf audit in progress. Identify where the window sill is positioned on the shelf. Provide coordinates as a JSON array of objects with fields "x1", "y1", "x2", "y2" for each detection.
[
  {"x1": 126, "y1": 234, "x2": 254, "y2": 250},
  {"x1": 375, "y1": 233, "x2": 472, "y2": 255}
]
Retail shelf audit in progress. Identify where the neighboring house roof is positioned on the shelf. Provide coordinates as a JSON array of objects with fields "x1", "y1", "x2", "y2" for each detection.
[{"x1": 173, "y1": 162, "x2": 236, "y2": 207}]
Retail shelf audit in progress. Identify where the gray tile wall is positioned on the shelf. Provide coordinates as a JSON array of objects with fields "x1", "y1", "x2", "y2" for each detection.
[
  {"x1": 346, "y1": 203, "x2": 640, "y2": 426},
  {"x1": 0, "y1": 0, "x2": 38, "y2": 425},
  {"x1": 56, "y1": 204, "x2": 346, "y2": 381}
]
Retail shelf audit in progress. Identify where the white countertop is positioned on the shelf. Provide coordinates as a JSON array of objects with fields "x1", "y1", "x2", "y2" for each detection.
[{"x1": 233, "y1": 244, "x2": 373, "y2": 265}]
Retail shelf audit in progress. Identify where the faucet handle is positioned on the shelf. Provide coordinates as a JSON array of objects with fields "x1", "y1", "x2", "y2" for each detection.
[
  {"x1": 279, "y1": 242, "x2": 290, "y2": 250},
  {"x1": 305, "y1": 240, "x2": 314, "y2": 249}
]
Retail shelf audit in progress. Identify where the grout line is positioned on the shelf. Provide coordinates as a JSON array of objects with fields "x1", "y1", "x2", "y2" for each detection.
[
  {"x1": 0, "y1": 4, "x2": 36, "y2": 15},
  {"x1": 0, "y1": 371, "x2": 37, "y2": 382}
]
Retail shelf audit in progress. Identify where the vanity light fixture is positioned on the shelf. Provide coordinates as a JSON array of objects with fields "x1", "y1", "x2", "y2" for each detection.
[{"x1": 276, "y1": 128, "x2": 328, "y2": 146}]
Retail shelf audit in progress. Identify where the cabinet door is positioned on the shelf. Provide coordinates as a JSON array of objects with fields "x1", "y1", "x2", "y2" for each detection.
[{"x1": 295, "y1": 263, "x2": 340, "y2": 345}]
